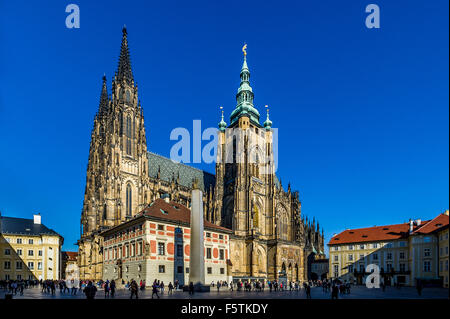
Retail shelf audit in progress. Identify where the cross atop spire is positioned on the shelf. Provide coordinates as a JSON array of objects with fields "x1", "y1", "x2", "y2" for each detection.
[{"x1": 116, "y1": 26, "x2": 134, "y2": 84}]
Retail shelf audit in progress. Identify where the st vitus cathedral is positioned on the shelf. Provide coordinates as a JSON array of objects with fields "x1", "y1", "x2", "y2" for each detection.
[{"x1": 77, "y1": 27, "x2": 324, "y2": 282}]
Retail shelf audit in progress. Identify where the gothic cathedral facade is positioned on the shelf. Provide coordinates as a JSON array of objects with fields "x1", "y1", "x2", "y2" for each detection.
[{"x1": 77, "y1": 28, "x2": 324, "y2": 282}]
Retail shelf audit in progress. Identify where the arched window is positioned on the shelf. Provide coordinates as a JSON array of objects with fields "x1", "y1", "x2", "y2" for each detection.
[
  {"x1": 126, "y1": 115, "x2": 132, "y2": 155},
  {"x1": 126, "y1": 184, "x2": 132, "y2": 217},
  {"x1": 232, "y1": 136, "x2": 237, "y2": 163},
  {"x1": 126, "y1": 90, "x2": 131, "y2": 102}
]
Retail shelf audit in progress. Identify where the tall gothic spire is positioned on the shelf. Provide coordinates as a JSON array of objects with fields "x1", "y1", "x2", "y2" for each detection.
[
  {"x1": 116, "y1": 26, "x2": 134, "y2": 84},
  {"x1": 99, "y1": 74, "x2": 109, "y2": 116},
  {"x1": 229, "y1": 44, "x2": 261, "y2": 127}
]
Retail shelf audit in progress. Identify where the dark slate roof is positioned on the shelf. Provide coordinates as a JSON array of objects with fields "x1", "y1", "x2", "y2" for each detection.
[
  {"x1": 0, "y1": 216, "x2": 61, "y2": 237},
  {"x1": 147, "y1": 152, "x2": 215, "y2": 192}
]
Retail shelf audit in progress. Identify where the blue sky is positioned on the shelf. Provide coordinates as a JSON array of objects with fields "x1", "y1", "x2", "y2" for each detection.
[{"x1": 0, "y1": 0, "x2": 448, "y2": 252}]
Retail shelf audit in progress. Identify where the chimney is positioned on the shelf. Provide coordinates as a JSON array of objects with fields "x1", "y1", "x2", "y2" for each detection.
[
  {"x1": 415, "y1": 219, "x2": 421, "y2": 226},
  {"x1": 33, "y1": 213, "x2": 41, "y2": 225},
  {"x1": 161, "y1": 193, "x2": 170, "y2": 203},
  {"x1": 444, "y1": 210, "x2": 449, "y2": 216},
  {"x1": 409, "y1": 219, "x2": 413, "y2": 233}
]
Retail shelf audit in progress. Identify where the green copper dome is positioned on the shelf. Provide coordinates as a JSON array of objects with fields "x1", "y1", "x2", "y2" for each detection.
[
  {"x1": 263, "y1": 109, "x2": 272, "y2": 130},
  {"x1": 229, "y1": 54, "x2": 261, "y2": 127},
  {"x1": 218, "y1": 109, "x2": 227, "y2": 132}
]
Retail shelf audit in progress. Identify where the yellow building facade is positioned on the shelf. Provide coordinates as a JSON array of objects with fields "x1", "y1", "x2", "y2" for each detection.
[
  {"x1": 0, "y1": 214, "x2": 63, "y2": 281},
  {"x1": 329, "y1": 212, "x2": 449, "y2": 287},
  {"x1": 438, "y1": 211, "x2": 449, "y2": 288}
]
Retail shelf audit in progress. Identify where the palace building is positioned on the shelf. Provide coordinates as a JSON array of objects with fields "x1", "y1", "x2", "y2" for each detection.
[
  {"x1": 0, "y1": 213, "x2": 63, "y2": 281},
  {"x1": 328, "y1": 211, "x2": 449, "y2": 287},
  {"x1": 100, "y1": 197, "x2": 232, "y2": 285},
  {"x1": 77, "y1": 27, "x2": 325, "y2": 283}
]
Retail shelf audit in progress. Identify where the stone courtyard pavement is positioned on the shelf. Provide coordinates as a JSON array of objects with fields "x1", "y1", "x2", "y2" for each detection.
[{"x1": 1, "y1": 285, "x2": 448, "y2": 299}]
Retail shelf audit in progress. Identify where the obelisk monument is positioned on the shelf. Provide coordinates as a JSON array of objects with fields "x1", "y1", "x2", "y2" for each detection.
[{"x1": 188, "y1": 179, "x2": 207, "y2": 291}]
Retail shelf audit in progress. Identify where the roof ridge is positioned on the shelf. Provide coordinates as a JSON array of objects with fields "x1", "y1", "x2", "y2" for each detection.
[
  {"x1": 413, "y1": 213, "x2": 449, "y2": 234},
  {"x1": 147, "y1": 151, "x2": 215, "y2": 176},
  {"x1": 333, "y1": 221, "x2": 411, "y2": 235}
]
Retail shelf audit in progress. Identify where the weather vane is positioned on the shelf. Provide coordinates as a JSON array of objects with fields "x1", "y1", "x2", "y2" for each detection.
[{"x1": 242, "y1": 43, "x2": 247, "y2": 56}]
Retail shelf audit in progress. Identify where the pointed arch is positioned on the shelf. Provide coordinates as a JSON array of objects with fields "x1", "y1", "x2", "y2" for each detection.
[{"x1": 126, "y1": 183, "x2": 132, "y2": 217}]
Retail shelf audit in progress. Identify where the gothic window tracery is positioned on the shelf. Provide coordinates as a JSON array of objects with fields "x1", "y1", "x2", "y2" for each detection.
[
  {"x1": 126, "y1": 184, "x2": 132, "y2": 217},
  {"x1": 126, "y1": 115, "x2": 132, "y2": 155}
]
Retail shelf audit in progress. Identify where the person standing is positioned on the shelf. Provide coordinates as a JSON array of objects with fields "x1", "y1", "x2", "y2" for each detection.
[
  {"x1": 110, "y1": 280, "x2": 116, "y2": 298},
  {"x1": 71, "y1": 280, "x2": 78, "y2": 295},
  {"x1": 188, "y1": 282, "x2": 194, "y2": 295},
  {"x1": 417, "y1": 281, "x2": 423, "y2": 296},
  {"x1": 331, "y1": 284, "x2": 339, "y2": 300},
  {"x1": 168, "y1": 282, "x2": 174, "y2": 295},
  {"x1": 83, "y1": 281, "x2": 97, "y2": 300},
  {"x1": 305, "y1": 284, "x2": 311, "y2": 299},
  {"x1": 104, "y1": 280, "x2": 110, "y2": 298}
]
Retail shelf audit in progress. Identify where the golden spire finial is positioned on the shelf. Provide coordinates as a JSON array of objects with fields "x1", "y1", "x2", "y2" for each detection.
[
  {"x1": 242, "y1": 43, "x2": 247, "y2": 56},
  {"x1": 220, "y1": 106, "x2": 224, "y2": 117}
]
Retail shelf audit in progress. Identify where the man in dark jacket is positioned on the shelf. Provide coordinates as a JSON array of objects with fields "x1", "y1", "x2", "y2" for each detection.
[
  {"x1": 83, "y1": 281, "x2": 97, "y2": 300},
  {"x1": 331, "y1": 284, "x2": 339, "y2": 299}
]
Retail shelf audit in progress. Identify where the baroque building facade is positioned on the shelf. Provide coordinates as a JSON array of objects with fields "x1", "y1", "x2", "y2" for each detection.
[{"x1": 77, "y1": 27, "x2": 324, "y2": 282}]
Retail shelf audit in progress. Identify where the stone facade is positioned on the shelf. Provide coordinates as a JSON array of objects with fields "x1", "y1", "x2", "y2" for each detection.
[{"x1": 77, "y1": 27, "x2": 324, "y2": 282}]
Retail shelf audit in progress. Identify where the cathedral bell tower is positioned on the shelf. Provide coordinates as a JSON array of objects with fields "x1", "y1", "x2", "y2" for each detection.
[
  {"x1": 214, "y1": 45, "x2": 275, "y2": 239},
  {"x1": 78, "y1": 27, "x2": 150, "y2": 280}
]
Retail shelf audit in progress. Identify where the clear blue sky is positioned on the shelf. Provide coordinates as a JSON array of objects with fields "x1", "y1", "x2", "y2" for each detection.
[{"x1": 0, "y1": 0, "x2": 448, "y2": 252}]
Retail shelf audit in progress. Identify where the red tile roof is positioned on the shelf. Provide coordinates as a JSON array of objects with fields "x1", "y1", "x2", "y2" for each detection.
[
  {"x1": 329, "y1": 213, "x2": 449, "y2": 246},
  {"x1": 62, "y1": 251, "x2": 78, "y2": 261},
  {"x1": 137, "y1": 198, "x2": 232, "y2": 233},
  {"x1": 413, "y1": 214, "x2": 449, "y2": 235}
]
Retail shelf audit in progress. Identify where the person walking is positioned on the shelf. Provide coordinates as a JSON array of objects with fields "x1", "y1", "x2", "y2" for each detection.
[
  {"x1": 152, "y1": 280, "x2": 160, "y2": 299},
  {"x1": 168, "y1": 282, "x2": 174, "y2": 295},
  {"x1": 83, "y1": 281, "x2": 97, "y2": 300},
  {"x1": 130, "y1": 279, "x2": 139, "y2": 299}
]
